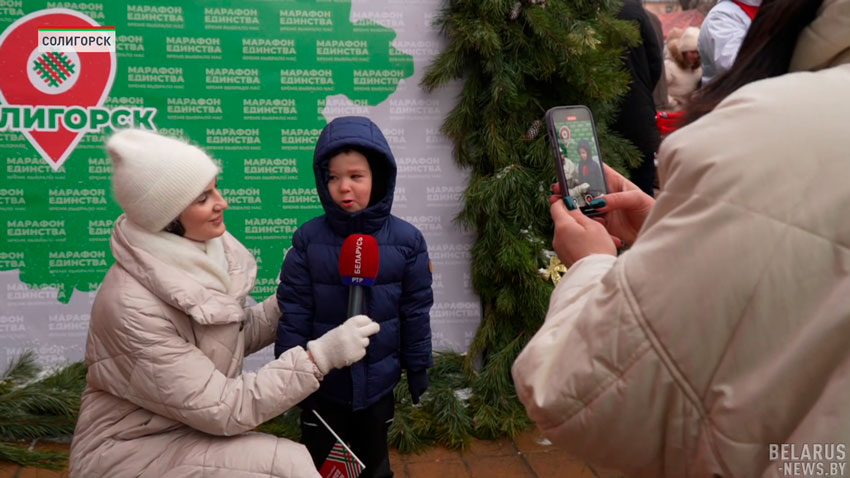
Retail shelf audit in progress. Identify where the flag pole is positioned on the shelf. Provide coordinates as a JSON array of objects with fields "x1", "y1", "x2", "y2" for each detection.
[{"x1": 312, "y1": 409, "x2": 366, "y2": 468}]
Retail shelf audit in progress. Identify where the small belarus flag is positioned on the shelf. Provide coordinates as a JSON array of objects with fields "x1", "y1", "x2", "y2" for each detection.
[{"x1": 313, "y1": 410, "x2": 365, "y2": 478}]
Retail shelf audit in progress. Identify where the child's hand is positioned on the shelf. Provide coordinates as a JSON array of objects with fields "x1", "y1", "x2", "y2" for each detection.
[
  {"x1": 306, "y1": 315, "x2": 380, "y2": 374},
  {"x1": 407, "y1": 370, "x2": 429, "y2": 404}
]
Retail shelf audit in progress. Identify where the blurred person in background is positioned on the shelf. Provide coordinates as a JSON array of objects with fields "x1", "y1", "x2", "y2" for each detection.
[
  {"x1": 610, "y1": 0, "x2": 664, "y2": 197},
  {"x1": 698, "y1": 0, "x2": 762, "y2": 84},
  {"x1": 665, "y1": 26, "x2": 702, "y2": 109},
  {"x1": 644, "y1": 5, "x2": 670, "y2": 110}
]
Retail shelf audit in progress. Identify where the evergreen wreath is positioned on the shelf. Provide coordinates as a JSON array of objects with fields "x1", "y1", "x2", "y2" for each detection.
[
  {"x1": 3, "y1": 1, "x2": 649, "y2": 464},
  {"x1": 386, "y1": 0, "x2": 643, "y2": 451}
]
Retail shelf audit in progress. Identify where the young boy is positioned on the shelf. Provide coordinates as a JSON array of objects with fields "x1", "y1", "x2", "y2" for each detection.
[{"x1": 275, "y1": 116, "x2": 433, "y2": 478}]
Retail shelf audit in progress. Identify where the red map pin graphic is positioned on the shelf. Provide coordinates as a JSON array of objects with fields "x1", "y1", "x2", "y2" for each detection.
[
  {"x1": 0, "y1": 9, "x2": 116, "y2": 170},
  {"x1": 559, "y1": 125, "x2": 570, "y2": 144}
]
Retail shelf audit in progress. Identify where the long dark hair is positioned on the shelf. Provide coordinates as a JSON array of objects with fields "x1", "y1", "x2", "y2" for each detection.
[{"x1": 684, "y1": 0, "x2": 824, "y2": 126}]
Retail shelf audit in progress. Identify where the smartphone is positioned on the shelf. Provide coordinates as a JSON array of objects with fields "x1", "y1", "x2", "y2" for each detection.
[{"x1": 544, "y1": 105, "x2": 608, "y2": 215}]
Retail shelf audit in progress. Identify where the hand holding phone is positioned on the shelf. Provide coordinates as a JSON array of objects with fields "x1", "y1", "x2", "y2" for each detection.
[
  {"x1": 545, "y1": 105, "x2": 608, "y2": 215},
  {"x1": 592, "y1": 164, "x2": 655, "y2": 246},
  {"x1": 548, "y1": 192, "x2": 618, "y2": 266}
]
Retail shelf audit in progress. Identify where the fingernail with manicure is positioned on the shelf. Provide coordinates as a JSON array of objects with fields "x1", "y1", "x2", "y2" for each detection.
[
  {"x1": 564, "y1": 196, "x2": 577, "y2": 210},
  {"x1": 589, "y1": 198, "x2": 606, "y2": 208}
]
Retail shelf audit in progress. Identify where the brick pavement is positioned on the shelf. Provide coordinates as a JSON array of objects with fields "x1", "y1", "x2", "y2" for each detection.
[{"x1": 0, "y1": 431, "x2": 625, "y2": 478}]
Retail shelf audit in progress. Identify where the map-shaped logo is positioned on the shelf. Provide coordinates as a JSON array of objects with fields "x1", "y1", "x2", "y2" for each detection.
[{"x1": 0, "y1": 9, "x2": 116, "y2": 170}]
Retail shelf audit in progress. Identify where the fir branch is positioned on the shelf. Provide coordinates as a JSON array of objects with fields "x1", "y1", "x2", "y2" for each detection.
[
  {"x1": 388, "y1": 405, "x2": 429, "y2": 453},
  {"x1": 0, "y1": 442, "x2": 67, "y2": 470},
  {"x1": 408, "y1": 402, "x2": 437, "y2": 443},
  {"x1": 1, "y1": 387, "x2": 78, "y2": 417},
  {"x1": 425, "y1": 385, "x2": 473, "y2": 450},
  {"x1": 0, "y1": 350, "x2": 40, "y2": 388},
  {"x1": 464, "y1": 308, "x2": 496, "y2": 373},
  {"x1": 415, "y1": 0, "x2": 644, "y2": 451},
  {"x1": 0, "y1": 415, "x2": 77, "y2": 442},
  {"x1": 421, "y1": 42, "x2": 471, "y2": 91},
  {"x1": 37, "y1": 361, "x2": 87, "y2": 394},
  {"x1": 430, "y1": 352, "x2": 471, "y2": 388},
  {"x1": 469, "y1": 396, "x2": 503, "y2": 439},
  {"x1": 0, "y1": 353, "x2": 85, "y2": 468},
  {"x1": 256, "y1": 408, "x2": 301, "y2": 441},
  {"x1": 389, "y1": 372, "x2": 434, "y2": 453}
]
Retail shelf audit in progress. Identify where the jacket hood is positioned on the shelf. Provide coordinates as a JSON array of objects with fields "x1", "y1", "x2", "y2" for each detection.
[
  {"x1": 313, "y1": 116, "x2": 397, "y2": 236},
  {"x1": 790, "y1": 0, "x2": 850, "y2": 71},
  {"x1": 110, "y1": 215, "x2": 255, "y2": 325}
]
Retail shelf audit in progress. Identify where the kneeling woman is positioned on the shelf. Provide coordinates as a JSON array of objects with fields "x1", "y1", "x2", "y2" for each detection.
[{"x1": 70, "y1": 129, "x2": 379, "y2": 478}]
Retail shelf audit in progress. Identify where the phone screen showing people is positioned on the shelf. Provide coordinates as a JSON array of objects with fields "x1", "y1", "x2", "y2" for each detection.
[{"x1": 545, "y1": 106, "x2": 608, "y2": 212}]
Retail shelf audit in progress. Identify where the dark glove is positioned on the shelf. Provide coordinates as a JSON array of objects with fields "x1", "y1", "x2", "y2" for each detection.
[{"x1": 407, "y1": 369, "x2": 429, "y2": 405}]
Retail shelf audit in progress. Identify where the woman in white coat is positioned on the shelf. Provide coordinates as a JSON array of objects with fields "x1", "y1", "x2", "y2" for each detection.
[
  {"x1": 513, "y1": 0, "x2": 850, "y2": 476},
  {"x1": 69, "y1": 129, "x2": 379, "y2": 477}
]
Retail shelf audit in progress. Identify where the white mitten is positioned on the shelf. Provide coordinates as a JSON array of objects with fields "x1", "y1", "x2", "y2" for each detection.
[{"x1": 307, "y1": 315, "x2": 380, "y2": 374}]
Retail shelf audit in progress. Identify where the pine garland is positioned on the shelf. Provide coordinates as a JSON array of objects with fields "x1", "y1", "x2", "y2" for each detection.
[
  {"x1": 0, "y1": 442, "x2": 70, "y2": 470},
  {"x1": 387, "y1": 0, "x2": 644, "y2": 448},
  {"x1": 2, "y1": 1, "x2": 647, "y2": 464},
  {"x1": 0, "y1": 351, "x2": 87, "y2": 469}
]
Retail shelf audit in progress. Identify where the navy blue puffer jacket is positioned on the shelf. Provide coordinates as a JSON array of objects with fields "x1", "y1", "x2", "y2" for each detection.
[{"x1": 275, "y1": 116, "x2": 433, "y2": 411}]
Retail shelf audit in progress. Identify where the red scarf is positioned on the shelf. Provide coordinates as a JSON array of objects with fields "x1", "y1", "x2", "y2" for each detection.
[{"x1": 731, "y1": 0, "x2": 759, "y2": 20}]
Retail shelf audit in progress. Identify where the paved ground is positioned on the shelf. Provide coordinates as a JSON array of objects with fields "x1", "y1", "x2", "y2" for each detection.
[{"x1": 0, "y1": 431, "x2": 625, "y2": 478}]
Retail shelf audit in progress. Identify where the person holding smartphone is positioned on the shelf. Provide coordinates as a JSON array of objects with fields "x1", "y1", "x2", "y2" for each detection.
[{"x1": 513, "y1": 0, "x2": 850, "y2": 476}]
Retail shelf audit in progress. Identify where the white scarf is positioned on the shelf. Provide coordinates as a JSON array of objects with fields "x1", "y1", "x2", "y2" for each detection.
[{"x1": 118, "y1": 215, "x2": 232, "y2": 293}]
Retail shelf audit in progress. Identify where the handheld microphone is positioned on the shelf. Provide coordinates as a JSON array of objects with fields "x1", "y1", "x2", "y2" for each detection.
[{"x1": 338, "y1": 234, "x2": 380, "y2": 318}]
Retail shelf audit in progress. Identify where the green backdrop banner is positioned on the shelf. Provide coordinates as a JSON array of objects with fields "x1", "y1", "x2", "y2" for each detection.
[{"x1": 0, "y1": 0, "x2": 480, "y2": 370}]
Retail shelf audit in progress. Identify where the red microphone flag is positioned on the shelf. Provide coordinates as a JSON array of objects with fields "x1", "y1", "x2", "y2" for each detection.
[{"x1": 339, "y1": 234, "x2": 379, "y2": 286}]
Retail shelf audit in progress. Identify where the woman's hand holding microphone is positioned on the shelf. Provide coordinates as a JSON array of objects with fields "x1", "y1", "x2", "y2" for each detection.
[{"x1": 306, "y1": 315, "x2": 380, "y2": 375}]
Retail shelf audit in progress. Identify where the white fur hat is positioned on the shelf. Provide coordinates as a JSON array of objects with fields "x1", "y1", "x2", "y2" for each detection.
[
  {"x1": 107, "y1": 129, "x2": 219, "y2": 232},
  {"x1": 680, "y1": 27, "x2": 700, "y2": 52}
]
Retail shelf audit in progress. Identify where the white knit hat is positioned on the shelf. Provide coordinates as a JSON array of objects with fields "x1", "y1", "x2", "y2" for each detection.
[
  {"x1": 680, "y1": 27, "x2": 700, "y2": 52},
  {"x1": 107, "y1": 129, "x2": 219, "y2": 232}
]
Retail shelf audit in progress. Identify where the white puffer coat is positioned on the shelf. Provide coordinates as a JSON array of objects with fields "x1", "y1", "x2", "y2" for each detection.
[{"x1": 70, "y1": 215, "x2": 322, "y2": 477}]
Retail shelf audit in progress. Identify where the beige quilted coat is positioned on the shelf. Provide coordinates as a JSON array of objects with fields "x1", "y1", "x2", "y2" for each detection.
[
  {"x1": 513, "y1": 1, "x2": 850, "y2": 477},
  {"x1": 69, "y1": 218, "x2": 322, "y2": 477}
]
